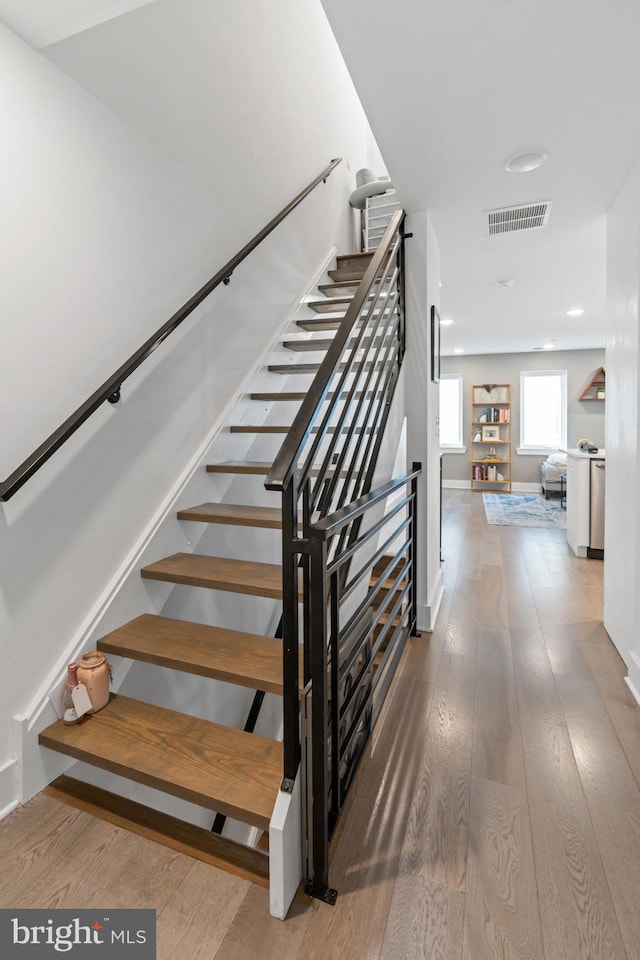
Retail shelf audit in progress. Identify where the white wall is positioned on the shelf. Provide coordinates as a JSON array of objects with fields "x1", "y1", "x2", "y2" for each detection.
[
  {"x1": 604, "y1": 159, "x2": 640, "y2": 689},
  {"x1": 0, "y1": 1, "x2": 158, "y2": 49},
  {"x1": 0, "y1": 4, "x2": 382, "y2": 809},
  {"x1": 43, "y1": 0, "x2": 382, "y2": 233},
  {"x1": 403, "y1": 211, "x2": 443, "y2": 631}
]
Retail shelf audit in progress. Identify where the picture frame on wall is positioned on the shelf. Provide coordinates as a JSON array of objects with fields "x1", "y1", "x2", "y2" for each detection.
[{"x1": 430, "y1": 305, "x2": 441, "y2": 382}]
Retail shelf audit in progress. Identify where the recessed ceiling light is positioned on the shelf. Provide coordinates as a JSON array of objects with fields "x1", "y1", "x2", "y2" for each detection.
[
  {"x1": 496, "y1": 279, "x2": 515, "y2": 289},
  {"x1": 504, "y1": 149, "x2": 548, "y2": 173},
  {"x1": 453, "y1": 347, "x2": 464, "y2": 355},
  {"x1": 439, "y1": 318, "x2": 453, "y2": 326},
  {"x1": 542, "y1": 342, "x2": 555, "y2": 350},
  {"x1": 566, "y1": 307, "x2": 584, "y2": 317}
]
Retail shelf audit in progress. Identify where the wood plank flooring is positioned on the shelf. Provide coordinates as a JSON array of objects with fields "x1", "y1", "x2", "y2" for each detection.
[{"x1": 2, "y1": 489, "x2": 639, "y2": 959}]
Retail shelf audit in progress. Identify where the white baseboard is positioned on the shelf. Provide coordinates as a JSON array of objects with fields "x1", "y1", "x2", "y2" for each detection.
[
  {"x1": 626, "y1": 675, "x2": 640, "y2": 707},
  {"x1": 626, "y1": 653, "x2": 640, "y2": 707},
  {"x1": 442, "y1": 480, "x2": 542, "y2": 494},
  {"x1": 0, "y1": 759, "x2": 19, "y2": 821},
  {"x1": 417, "y1": 567, "x2": 444, "y2": 632},
  {"x1": 14, "y1": 247, "x2": 338, "y2": 806}
]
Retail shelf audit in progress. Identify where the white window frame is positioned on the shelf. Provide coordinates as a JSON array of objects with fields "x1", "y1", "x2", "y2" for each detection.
[
  {"x1": 439, "y1": 373, "x2": 465, "y2": 453},
  {"x1": 518, "y1": 369, "x2": 567, "y2": 454}
]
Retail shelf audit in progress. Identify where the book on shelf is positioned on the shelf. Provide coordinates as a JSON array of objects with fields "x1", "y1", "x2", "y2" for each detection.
[
  {"x1": 473, "y1": 464, "x2": 506, "y2": 482},
  {"x1": 479, "y1": 407, "x2": 510, "y2": 423}
]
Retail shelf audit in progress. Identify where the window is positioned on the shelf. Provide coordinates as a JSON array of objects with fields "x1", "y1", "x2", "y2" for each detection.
[
  {"x1": 519, "y1": 370, "x2": 567, "y2": 452},
  {"x1": 439, "y1": 374, "x2": 464, "y2": 449}
]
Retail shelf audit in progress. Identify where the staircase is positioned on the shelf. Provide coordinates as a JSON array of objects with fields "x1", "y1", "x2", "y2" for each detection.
[
  {"x1": 363, "y1": 191, "x2": 402, "y2": 252},
  {"x1": 38, "y1": 248, "x2": 381, "y2": 891}
]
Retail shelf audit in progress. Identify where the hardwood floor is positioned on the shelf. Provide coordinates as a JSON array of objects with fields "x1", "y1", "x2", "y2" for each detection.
[{"x1": 1, "y1": 489, "x2": 638, "y2": 959}]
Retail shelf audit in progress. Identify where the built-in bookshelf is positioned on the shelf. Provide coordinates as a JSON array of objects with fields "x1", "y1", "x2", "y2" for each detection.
[{"x1": 471, "y1": 383, "x2": 512, "y2": 493}]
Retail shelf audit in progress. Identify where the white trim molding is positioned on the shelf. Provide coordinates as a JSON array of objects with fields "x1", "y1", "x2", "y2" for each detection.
[
  {"x1": 0, "y1": 759, "x2": 19, "y2": 821},
  {"x1": 442, "y1": 479, "x2": 541, "y2": 494},
  {"x1": 627, "y1": 652, "x2": 640, "y2": 707},
  {"x1": 269, "y1": 771, "x2": 302, "y2": 920},
  {"x1": 418, "y1": 567, "x2": 444, "y2": 632}
]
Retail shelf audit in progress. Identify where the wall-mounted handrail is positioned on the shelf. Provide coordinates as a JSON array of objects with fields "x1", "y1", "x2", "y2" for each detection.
[{"x1": 0, "y1": 158, "x2": 342, "y2": 502}]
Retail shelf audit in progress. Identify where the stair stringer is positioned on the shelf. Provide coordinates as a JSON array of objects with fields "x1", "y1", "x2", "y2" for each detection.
[{"x1": 14, "y1": 244, "x2": 337, "y2": 813}]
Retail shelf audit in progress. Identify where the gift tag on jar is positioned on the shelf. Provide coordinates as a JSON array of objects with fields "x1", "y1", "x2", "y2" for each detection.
[{"x1": 71, "y1": 682, "x2": 93, "y2": 719}]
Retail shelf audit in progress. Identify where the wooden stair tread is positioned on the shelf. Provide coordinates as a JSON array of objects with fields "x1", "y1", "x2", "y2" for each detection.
[
  {"x1": 308, "y1": 298, "x2": 352, "y2": 314},
  {"x1": 318, "y1": 281, "x2": 360, "y2": 297},
  {"x1": 296, "y1": 317, "x2": 345, "y2": 332},
  {"x1": 226, "y1": 425, "x2": 374, "y2": 437},
  {"x1": 206, "y1": 461, "x2": 271, "y2": 475},
  {"x1": 317, "y1": 282, "x2": 387, "y2": 299},
  {"x1": 282, "y1": 335, "x2": 390, "y2": 353},
  {"x1": 250, "y1": 392, "x2": 307, "y2": 401},
  {"x1": 178, "y1": 502, "x2": 282, "y2": 528},
  {"x1": 372, "y1": 554, "x2": 400, "y2": 578},
  {"x1": 376, "y1": 608, "x2": 407, "y2": 628},
  {"x1": 282, "y1": 337, "x2": 335, "y2": 352},
  {"x1": 335, "y1": 252, "x2": 374, "y2": 268},
  {"x1": 98, "y1": 614, "x2": 284, "y2": 693},
  {"x1": 268, "y1": 360, "x2": 384, "y2": 375},
  {"x1": 328, "y1": 269, "x2": 366, "y2": 283},
  {"x1": 39, "y1": 694, "x2": 282, "y2": 830},
  {"x1": 229, "y1": 424, "x2": 290, "y2": 434},
  {"x1": 372, "y1": 584, "x2": 407, "y2": 611},
  {"x1": 268, "y1": 362, "x2": 324, "y2": 375},
  {"x1": 46, "y1": 775, "x2": 270, "y2": 888},
  {"x1": 141, "y1": 553, "x2": 283, "y2": 599}
]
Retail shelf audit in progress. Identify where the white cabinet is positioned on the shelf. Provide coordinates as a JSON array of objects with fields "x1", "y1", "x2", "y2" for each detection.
[{"x1": 565, "y1": 448, "x2": 605, "y2": 557}]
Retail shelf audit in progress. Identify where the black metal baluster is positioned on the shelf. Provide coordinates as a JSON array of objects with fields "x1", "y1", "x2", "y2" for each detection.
[
  {"x1": 329, "y1": 570, "x2": 340, "y2": 825},
  {"x1": 281, "y1": 477, "x2": 300, "y2": 789},
  {"x1": 410, "y1": 463, "x2": 420, "y2": 636},
  {"x1": 306, "y1": 532, "x2": 337, "y2": 905}
]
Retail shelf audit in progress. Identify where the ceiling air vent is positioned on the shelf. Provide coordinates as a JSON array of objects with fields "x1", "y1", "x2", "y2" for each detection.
[{"x1": 486, "y1": 201, "x2": 552, "y2": 236}]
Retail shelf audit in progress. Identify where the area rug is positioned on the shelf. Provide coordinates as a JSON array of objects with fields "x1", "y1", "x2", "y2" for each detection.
[{"x1": 482, "y1": 493, "x2": 567, "y2": 529}]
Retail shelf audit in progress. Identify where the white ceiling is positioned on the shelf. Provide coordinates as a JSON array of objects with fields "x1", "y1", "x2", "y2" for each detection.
[
  {"x1": 0, "y1": 0, "x2": 156, "y2": 48},
  {"x1": 321, "y1": 0, "x2": 640, "y2": 356},
  {"x1": 5, "y1": 0, "x2": 640, "y2": 357}
]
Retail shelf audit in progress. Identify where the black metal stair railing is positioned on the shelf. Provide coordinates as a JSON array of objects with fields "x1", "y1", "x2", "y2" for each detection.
[
  {"x1": 306, "y1": 464, "x2": 420, "y2": 902},
  {"x1": 265, "y1": 210, "x2": 421, "y2": 901}
]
